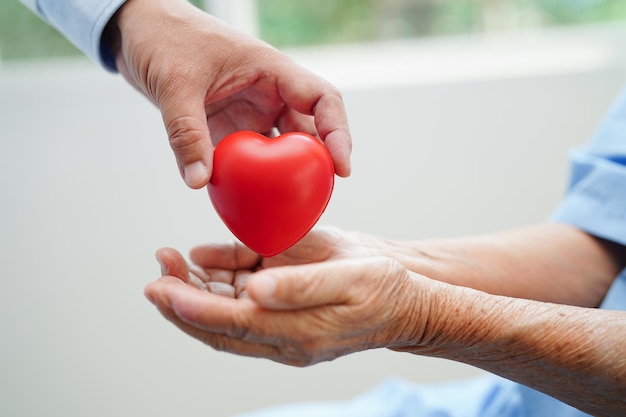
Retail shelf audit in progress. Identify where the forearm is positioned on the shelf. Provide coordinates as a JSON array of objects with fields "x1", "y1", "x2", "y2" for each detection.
[
  {"x1": 364, "y1": 222, "x2": 625, "y2": 307},
  {"x1": 394, "y1": 281, "x2": 626, "y2": 417}
]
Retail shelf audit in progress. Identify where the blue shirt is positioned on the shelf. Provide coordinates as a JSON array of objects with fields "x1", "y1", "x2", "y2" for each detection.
[
  {"x1": 234, "y1": 89, "x2": 626, "y2": 417},
  {"x1": 20, "y1": 0, "x2": 126, "y2": 71}
]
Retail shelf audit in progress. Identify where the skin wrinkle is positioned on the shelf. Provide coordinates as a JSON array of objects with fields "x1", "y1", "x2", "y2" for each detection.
[
  {"x1": 145, "y1": 27, "x2": 193, "y2": 103},
  {"x1": 379, "y1": 261, "x2": 415, "y2": 332},
  {"x1": 284, "y1": 309, "x2": 369, "y2": 366},
  {"x1": 166, "y1": 116, "x2": 206, "y2": 154},
  {"x1": 387, "y1": 287, "x2": 425, "y2": 350},
  {"x1": 419, "y1": 293, "x2": 626, "y2": 416},
  {"x1": 203, "y1": 43, "x2": 278, "y2": 108},
  {"x1": 234, "y1": 271, "x2": 251, "y2": 298},
  {"x1": 227, "y1": 240, "x2": 242, "y2": 271},
  {"x1": 207, "y1": 282, "x2": 235, "y2": 297},
  {"x1": 395, "y1": 224, "x2": 623, "y2": 307},
  {"x1": 188, "y1": 270, "x2": 208, "y2": 291},
  {"x1": 314, "y1": 104, "x2": 345, "y2": 145},
  {"x1": 514, "y1": 317, "x2": 623, "y2": 415},
  {"x1": 308, "y1": 94, "x2": 327, "y2": 132},
  {"x1": 227, "y1": 306, "x2": 255, "y2": 342},
  {"x1": 157, "y1": 56, "x2": 195, "y2": 101},
  {"x1": 133, "y1": 48, "x2": 153, "y2": 101}
]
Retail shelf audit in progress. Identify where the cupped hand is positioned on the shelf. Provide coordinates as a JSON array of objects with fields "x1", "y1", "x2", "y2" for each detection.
[
  {"x1": 110, "y1": 0, "x2": 351, "y2": 188},
  {"x1": 152, "y1": 226, "x2": 369, "y2": 300},
  {"x1": 152, "y1": 226, "x2": 426, "y2": 300},
  {"x1": 146, "y1": 253, "x2": 431, "y2": 366}
]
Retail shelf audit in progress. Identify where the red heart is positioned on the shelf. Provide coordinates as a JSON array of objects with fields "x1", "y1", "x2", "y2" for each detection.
[{"x1": 208, "y1": 131, "x2": 334, "y2": 257}]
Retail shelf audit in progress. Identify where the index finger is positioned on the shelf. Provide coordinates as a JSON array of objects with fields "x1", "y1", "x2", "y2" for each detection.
[
  {"x1": 190, "y1": 240, "x2": 261, "y2": 271},
  {"x1": 313, "y1": 90, "x2": 352, "y2": 178},
  {"x1": 276, "y1": 64, "x2": 352, "y2": 177}
]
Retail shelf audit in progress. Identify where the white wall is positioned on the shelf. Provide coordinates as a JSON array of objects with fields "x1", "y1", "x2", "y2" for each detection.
[{"x1": 1, "y1": 26, "x2": 625, "y2": 417}]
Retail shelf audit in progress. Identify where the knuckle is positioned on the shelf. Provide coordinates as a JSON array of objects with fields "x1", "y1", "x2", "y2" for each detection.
[
  {"x1": 326, "y1": 83, "x2": 343, "y2": 100},
  {"x1": 166, "y1": 116, "x2": 206, "y2": 153},
  {"x1": 354, "y1": 256, "x2": 407, "y2": 296},
  {"x1": 376, "y1": 256, "x2": 405, "y2": 275}
]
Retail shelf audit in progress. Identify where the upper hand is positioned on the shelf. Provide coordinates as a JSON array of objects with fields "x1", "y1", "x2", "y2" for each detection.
[{"x1": 110, "y1": 0, "x2": 352, "y2": 188}]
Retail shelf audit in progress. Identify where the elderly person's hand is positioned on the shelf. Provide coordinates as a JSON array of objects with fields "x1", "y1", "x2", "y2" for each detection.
[
  {"x1": 147, "y1": 227, "x2": 429, "y2": 366},
  {"x1": 108, "y1": 0, "x2": 351, "y2": 188},
  {"x1": 148, "y1": 250, "x2": 429, "y2": 366},
  {"x1": 145, "y1": 224, "x2": 626, "y2": 417},
  {"x1": 151, "y1": 227, "x2": 367, "y2": 299}
]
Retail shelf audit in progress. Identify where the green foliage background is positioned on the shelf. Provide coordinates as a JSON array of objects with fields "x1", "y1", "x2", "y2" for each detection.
[
  {"x1": 1, "y1": 0, "x2": 625, "y2": 61},
  {"x1": 258, "y1": 0, "x2": 626, "y2": 47},
  {"x1": 0, "y1": 0, "x2": 204, "y2": 61},
  {"x1": 0, "y1": 1, "x2": 80, "y2": 60}
]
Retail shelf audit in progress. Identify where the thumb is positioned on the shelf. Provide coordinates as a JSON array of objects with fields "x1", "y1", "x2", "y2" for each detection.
[
  {"x1": 247, "y1": 259, "x2": 374, "y2": 310},
  {"x1": 159, "y1": 87, "x2": 214, "y2": 189}
]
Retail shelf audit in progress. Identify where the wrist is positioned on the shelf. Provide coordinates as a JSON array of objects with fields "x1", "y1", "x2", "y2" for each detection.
[
  {"x1": 115, "y1": 0, "x2": 206, "y2": 34},
  {"x1": 102, "y1": 0, "x2": 194, "y2": 69},
  {"x1": 391, "y1": 280, "x2": 508, "y2": 354}
]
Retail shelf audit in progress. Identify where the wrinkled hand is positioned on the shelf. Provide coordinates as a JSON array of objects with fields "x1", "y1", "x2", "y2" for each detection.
[
  {"x1": 153, "y1": 227, "x2": 368, "y2": 297},
  {"x1": 110, "y1": 0, "x2": 351, "y2": 188},
  {"x1": 155, "y1": 226, "x2": 406, "y2": 295},
  {"x1": 145, "y1": 228, "x2": 432, "y2": 366}
]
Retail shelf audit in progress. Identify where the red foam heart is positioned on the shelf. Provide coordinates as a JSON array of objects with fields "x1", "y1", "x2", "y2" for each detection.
[{"x1": 208, "y1": 131, "x2": 334, "y2": 257}]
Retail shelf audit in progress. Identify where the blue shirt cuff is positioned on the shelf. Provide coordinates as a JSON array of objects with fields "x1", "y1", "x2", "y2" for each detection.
[
  {"x1": 551, "y1": 86, "x2": 626, "y2": 247},
  {"x1": 552, "y1": 151, "x2": 626, "y2": 246}
]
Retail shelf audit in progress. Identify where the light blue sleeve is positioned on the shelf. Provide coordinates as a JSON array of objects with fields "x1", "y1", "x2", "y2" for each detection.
[
  {"x1": 551, "y1": 86, "x2": 626, "y2": 246},
  {"x1": 233, "y1": 375, "x2": 524, "y2": 417},
  {"x1": 19, "y1": 0, "x2": 127, "y2": 71}
]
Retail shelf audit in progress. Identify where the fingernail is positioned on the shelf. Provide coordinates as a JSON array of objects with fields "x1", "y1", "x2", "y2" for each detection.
[
  {"x1": 158, "y1": 259, "x2": 168, "y2": 276},
  {"x1": 183, "y1": 161, "x2": 209, "y2": 188},
  {"x1": 156, "y1": 253, "x2": 168, "y2": 275},
  {"x1": 252, "y1": 274, "x2": 276, "y2": 301}
]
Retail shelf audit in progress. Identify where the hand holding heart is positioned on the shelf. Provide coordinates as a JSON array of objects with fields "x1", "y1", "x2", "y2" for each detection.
[
  {"x1": 111, "y1": 0, "x2": 351, "y2": 189},
  {"x1": 208, "y1": 131, "x2": 335, "y2": 256}
]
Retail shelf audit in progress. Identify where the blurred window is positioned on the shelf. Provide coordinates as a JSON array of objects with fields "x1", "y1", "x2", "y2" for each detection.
[
  {"x1": 258, "y1": 0, "x2": 626, "y2": 47},
  {"x1": 1, "y1": 0, "x2": 625, "y2": 62},
  {"x1": 0, "y1": 0, "x2": 204, "y2": 62}
]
